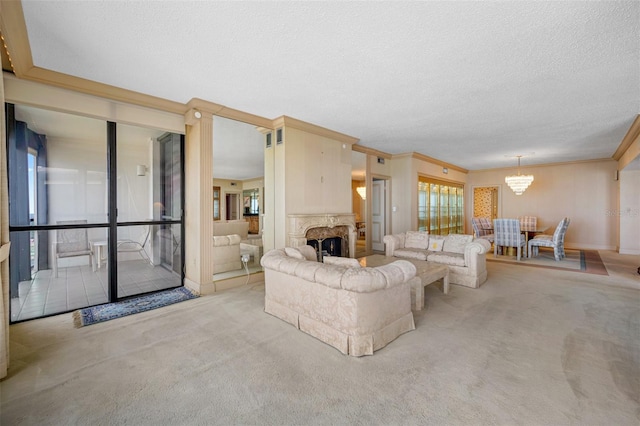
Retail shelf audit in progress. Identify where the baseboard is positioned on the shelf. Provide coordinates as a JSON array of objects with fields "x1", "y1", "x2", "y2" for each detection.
[
  {"x1": 214, "y1": 271, "x2": 264, "y2": 292},
  {"x1": 619, "y1": 248, "x2": 640, "y2": 255},
  {"x1": 564, "y1": 243, "x2": 617, "y2": 251}
]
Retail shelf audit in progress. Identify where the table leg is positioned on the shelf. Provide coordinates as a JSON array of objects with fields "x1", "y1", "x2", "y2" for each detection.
[
  {"x1": 415, "y1": 281, "x2": 424, "y2": 310},
  {"x1": 97, "y1": 245, "x2": 104, "y2": 270},
  {"x1": 443, "y1": 270, "x2": 450, "y2": 294}
]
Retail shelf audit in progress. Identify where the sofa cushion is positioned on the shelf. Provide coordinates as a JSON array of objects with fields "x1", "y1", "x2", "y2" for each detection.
[
  {"x1": 213, "y1": 234, "x2": 241, "y2": 246},
  {"x1": 393, "y1": 248, "x2": 428, "y2": 261},
  {"x1": 315, "y1": 264, "x2": 347, "y2": 289},
  {"x1": 375, "y1": 260, "x2": 416, "y2": 286},
  {"x1": 404, "y1": 231, "x2": 429, "y2": 250},
  {"x1": 284, "y1": 247, "x2": 306, "y2": 260},
  {"x1": 323, "y1": 256, "x2": 361, "y2": 268},
  {"x1": 442, "y1": 234, "x2": 473, "y2": 254},
  {"x1": 294, "y1": 261, "x2": 322, "y2": 281},
  {"x1": 341, "y1": 268, "x2": 387, "y2": 292},
  {"x1": 427, "y1": 251, "x2": 465, "y2": 266},
  {"x1": 428, "y1": 236, "x2": 445, "y2": 251}
]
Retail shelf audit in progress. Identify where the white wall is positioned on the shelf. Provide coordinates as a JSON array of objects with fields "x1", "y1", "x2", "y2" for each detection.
[
  {"x1": 284, "y1": 127, "x2": 352, "y2": 216},
  {"x1": 619, "y1": 169, "x2": 640, "y2": 254}
]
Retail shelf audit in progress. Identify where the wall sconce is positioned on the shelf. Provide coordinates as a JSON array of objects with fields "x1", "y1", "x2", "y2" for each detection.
[{"x1": 137, "y1": 165, "x2": 148, "y2": 176}]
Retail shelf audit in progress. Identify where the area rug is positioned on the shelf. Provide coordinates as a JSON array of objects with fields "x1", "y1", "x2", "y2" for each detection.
[
  {"x1": 72, "y1": 287, "x2": 199, "y2": 328},
  {"x1": 487, "y1": 247, "x2": 608, "y2": 275}
]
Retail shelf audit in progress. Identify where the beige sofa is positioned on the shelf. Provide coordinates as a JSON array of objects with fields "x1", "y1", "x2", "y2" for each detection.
[
  {"x1": 383, "y1": 232, "x2": 491, "y2": 288},
  {"x1": 261, "y1": 246, "x2": 419, "y2": 357},
  {"x1": 212, "y1": 234, "x2": 241, "y2": 274}
]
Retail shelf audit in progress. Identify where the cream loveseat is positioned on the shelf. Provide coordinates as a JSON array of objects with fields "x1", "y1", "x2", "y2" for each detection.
[
  {"x1": 213, "y1": 220, "x2": 263, "y2": 266},
  {"x1": 261, "y1": 246, "x2": 419, "y2": 357},
  {"x1": 383, "y1": 231, "x2": 491, "y2": 288},
  {"x1": 212, "y1": 234, "x2": 241, "y2": 274}
]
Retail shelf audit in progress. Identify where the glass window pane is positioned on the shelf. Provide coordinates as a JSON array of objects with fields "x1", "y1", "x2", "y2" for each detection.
[
  {"x1": 116, "y1": 224, "x2": 181, "y2": 298},
  {"x1": 116, "y1": 125, "x2": 183, "y2": 298},
  {"x1": 418, "y1": 177, "x2": 464, "y2": 235},
  {"x1": 10, "y1": 105, "x2": 108, "y2": 226},
  {"x1": 9, "y1": 227, "x2": 110, "y2": 322}
]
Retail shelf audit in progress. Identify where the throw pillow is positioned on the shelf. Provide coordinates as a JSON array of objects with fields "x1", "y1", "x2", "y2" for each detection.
[
  {"x1": 428, "y1": 236, "x2": 445, "y2": 251},
  {"x1": 404, "y1": 230, "x2": 429, "y2": 250},
  {"x1": 284, "y1": 247, "x2": 306, "y2": 260},
  {"x1": 323, "y1": 256, "x2": 361, "y2": 268},
  {"x1": 297, "y1": 245, "x2": 319, "y2": 262}
]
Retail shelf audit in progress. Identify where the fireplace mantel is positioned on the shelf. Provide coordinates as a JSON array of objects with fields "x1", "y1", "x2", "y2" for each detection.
[{"x1": 288, "y1": 213, "x2": 357, "y2": 258}]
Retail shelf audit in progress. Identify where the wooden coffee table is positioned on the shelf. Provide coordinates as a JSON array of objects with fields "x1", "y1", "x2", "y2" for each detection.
[{"x1": 359, "y1": 254, "x2": 449, "y2": 310}]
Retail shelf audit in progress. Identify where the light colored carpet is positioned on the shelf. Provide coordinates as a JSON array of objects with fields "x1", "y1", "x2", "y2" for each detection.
[
  {"x1": 487, "y1": 247, "x2": 609, "y2": 275},
  {"x1": 1, "y1": 251, "x2": 639, "y2": 425}
]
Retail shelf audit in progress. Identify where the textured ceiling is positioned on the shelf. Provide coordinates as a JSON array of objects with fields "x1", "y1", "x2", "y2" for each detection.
[{"x1": 20, "y1": 1, "x2": 640, "y2": 176}]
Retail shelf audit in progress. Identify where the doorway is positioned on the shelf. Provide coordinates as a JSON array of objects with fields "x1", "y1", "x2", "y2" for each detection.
[
  {"x1": 226, "y1": 193, "x2": 240, "y2": 220},
  {"x1": 473, "y1": 186, "x2": 500, "y2": 221},
  {"x1": 372, "y1": 178, "x2": 389, "y2": 252}
]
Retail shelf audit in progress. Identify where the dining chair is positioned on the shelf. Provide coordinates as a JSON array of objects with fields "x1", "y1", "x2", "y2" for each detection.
[
  {"x1": 478, "y1": 217, "x2": 493, "y2": 232},
  {"x1": 471, "y1": 217, "x2": 494, "y2": 243},
  {"x1": 53, "y1": 219, "x2": 93, "y2": 277},
  {"x1": 518, "y1": 216, "x2": 537, "y2": 232},
  {"x1": 528, "y1": 218, "x2": 570, "y2": 261},
  {"x1": 493, "y1": 218, "x2": 526, "y2": 261}
]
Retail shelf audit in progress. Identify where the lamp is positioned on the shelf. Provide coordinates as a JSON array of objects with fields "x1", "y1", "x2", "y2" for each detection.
[
  {"x1": 505, "y1": 156, "x2": 534, "y2": 195},
  {"x1": 356, "y1": 186, "x2": 366, "y2": 200}
]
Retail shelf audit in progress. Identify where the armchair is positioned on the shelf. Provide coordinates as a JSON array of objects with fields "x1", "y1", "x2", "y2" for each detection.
[
  {"x1": 117, "y1": 225, "x2": 151, "y2": 263},
  {"x1": 53, "y1": 220, "x2": 93, "y2": 277}
]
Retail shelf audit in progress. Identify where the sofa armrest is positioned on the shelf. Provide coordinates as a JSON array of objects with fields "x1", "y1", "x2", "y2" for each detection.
[
  {"x1": 383, "y1": 234, "x2": 405, "y2": 257},
  {"x1": 463, "y1": 240, "x2": 490, "y2": 268}
]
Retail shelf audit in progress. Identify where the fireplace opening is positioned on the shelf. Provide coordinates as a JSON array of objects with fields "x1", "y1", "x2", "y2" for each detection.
[
  {"x1": 307, "y1": 236, "x2": 343, "y2": 260},
  {"x1": 304, "y1": 224, "x2": 350, "y2": 261}
]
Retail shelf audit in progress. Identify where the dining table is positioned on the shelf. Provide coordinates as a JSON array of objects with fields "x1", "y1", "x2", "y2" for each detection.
[{"x1": 521, "y1": 225, "x2": 549, "y2": 242}]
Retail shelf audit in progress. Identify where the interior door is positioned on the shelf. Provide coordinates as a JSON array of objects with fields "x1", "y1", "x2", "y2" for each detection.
[
  {"x1": 372, "y1": 179, "x2": 386, "y2": 251},
  {"x1": 226, "y1": 193, "x2": 239, "y2": 220}
]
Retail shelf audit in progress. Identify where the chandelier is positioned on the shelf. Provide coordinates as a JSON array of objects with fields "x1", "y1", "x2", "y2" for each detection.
[
  {"x1": 505, "y1": 156, "x2": 534, "y2": 195},
  {"x1": 356, "y1": 186, "x2": 366, "y2": 200}
]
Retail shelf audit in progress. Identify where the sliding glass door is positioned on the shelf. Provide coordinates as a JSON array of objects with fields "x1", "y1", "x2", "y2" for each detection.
[
  {"x1": 6, "y1": 103, "x2": 184, "y2": 322},
  {"x1": 114, "y1": 124, "x2": 183, "y2": 299}
]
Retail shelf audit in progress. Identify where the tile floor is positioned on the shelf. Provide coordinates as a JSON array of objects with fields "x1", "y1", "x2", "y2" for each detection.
[{"x1": 11, "y1": 259, "x2": 181, "y2": 322}]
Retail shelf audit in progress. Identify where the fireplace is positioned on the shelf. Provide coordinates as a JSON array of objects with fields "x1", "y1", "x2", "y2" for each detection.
[
  {"x1": 306, "y1": 227, "x2": 349, "y2": 260},
  {"x1": 288, "y1": 214, "x2": 357, "y2": 260}
]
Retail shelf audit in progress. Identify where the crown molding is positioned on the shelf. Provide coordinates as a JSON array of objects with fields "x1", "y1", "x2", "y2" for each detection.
[
  {"x1": 0, "y1": 0, "x2": 32, "y2": 76},
  {"x1": 26, "y1": 66, "x2": 185, "y2": 114},
  {"x1": 272, "y1": 115, "x2": 359, "y2": 145},
  {"x1": 352, "y1": 144, "x2": 392, "y2": 159},
  {"x1": 613, "y1": 115, "x2": 640, "y2": 161},
  {"x1": 186, "y1": 98, "x2": 272, "y2": 129},
  {"x1": 409, "y1": 152, "x2": 468, "y2": 174},
  {"x1": 470, "y1": 157, "x2": 616, "y2": 173}
]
